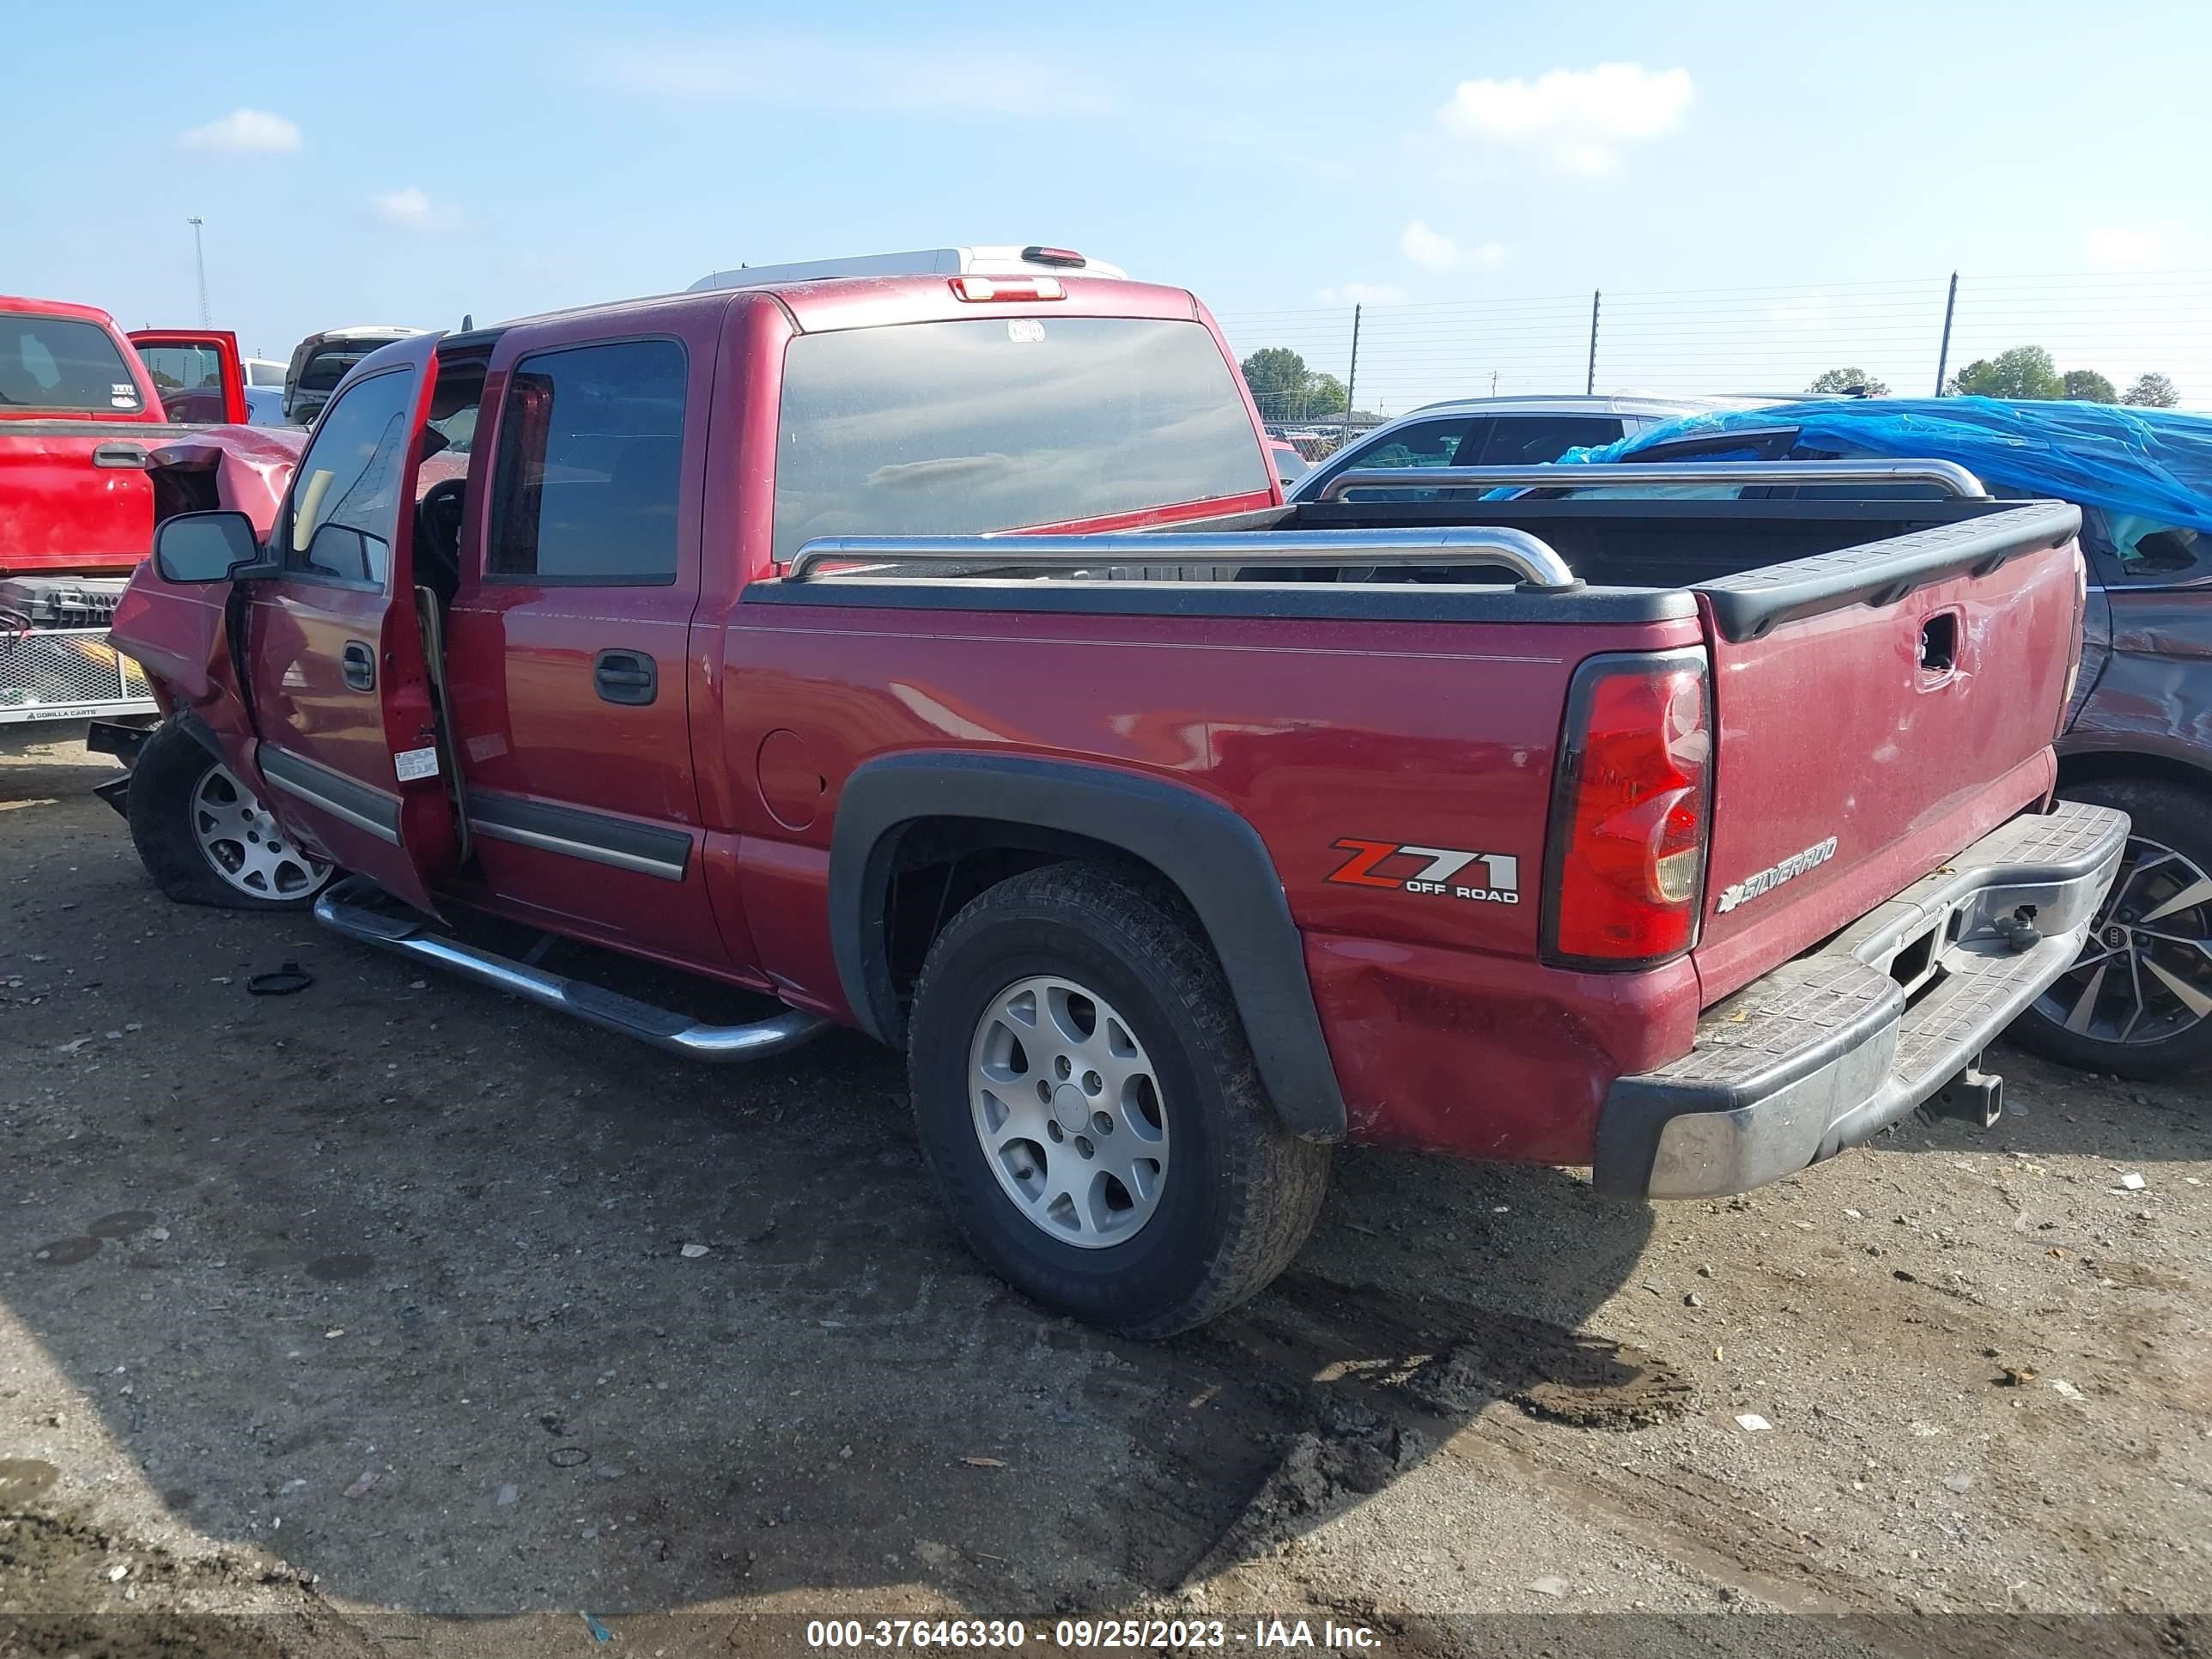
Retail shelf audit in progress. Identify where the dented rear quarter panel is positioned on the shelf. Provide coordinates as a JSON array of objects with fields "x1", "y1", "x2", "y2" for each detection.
[{"x1": 2063, "y1": 582, "x2": 2212, "y2": 769}]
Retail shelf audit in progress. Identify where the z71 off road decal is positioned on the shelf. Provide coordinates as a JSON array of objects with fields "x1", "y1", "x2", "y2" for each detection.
[
  {"x1": 1715, "y1": 836, "x2": 1838, "y2": 915},
  {"x1": 1327, "y1": 839, "x2": 1520, "y2": 904}
]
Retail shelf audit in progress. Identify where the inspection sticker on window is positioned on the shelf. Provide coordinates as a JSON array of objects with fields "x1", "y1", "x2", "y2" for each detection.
[
  {"x1": 1006, "y1": 319, "x2": 1046, "y2": 344},
  {"x1": 393, "y1": 745, "x2": 441, "y2": 783}
]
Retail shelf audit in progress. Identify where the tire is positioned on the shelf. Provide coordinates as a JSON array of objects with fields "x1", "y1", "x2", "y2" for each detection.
[
  {"x1": 125, "y1": 722, "x2": 336, "y2": 911},
  {"x1": 2009, "y1": 777, "x2": 2212, "y2": 1079},
  {"x1": 908, "y1": 861, "x2": 1331, "y2": 1337}
]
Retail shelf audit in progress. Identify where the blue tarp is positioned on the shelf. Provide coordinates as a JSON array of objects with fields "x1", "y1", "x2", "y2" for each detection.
[{"x1": 1549, "y1": 397, "x2": 2212, "y2": 535}]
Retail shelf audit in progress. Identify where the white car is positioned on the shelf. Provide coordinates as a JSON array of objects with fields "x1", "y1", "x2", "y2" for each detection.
[{"x1": 1287, "y1": 394, "x2": 1778, "y2": 501}]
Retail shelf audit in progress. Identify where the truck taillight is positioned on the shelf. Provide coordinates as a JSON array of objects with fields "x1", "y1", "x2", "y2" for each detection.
[
  {"x1": 1542, "y1": 650, "x2": 1712, "y2": 968},
  {"x1": 951, "y1": 276, "x2": 1066, "y2": 301}
]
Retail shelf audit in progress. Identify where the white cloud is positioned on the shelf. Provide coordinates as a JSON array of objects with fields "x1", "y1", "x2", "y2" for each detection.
[
  {"x1": 1437, "y1": 63, "x2": 1692, "y2": 175},
  {"x1": 605, "y1": 34, "x2": 1112, "y2": 117},
  {"x1": 372, "y1": 186, "x2": 463, "y2": 232},
  {"x1": 2084, "y1": 226, "x2": 2172, "y2": 270},
  {"x1": 1317, "y1": 282, "x2": 1409, "y2": 306},
  {"x1": 177, "y1": 109, "x2": 301, "y2": 155},
  {"x1": 1401, "y1": 221, "x2": 1510, "y2": 271}
]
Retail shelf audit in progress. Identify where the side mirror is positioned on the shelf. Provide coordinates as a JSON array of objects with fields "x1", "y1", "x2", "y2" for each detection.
[{"x1": 154, "y1": 511, "x2": 260, "y2": 584}]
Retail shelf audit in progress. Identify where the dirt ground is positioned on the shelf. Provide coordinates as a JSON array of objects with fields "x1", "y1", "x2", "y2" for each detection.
[{"x1": 3, "y1": 735, "x2": 2209, "y2": 1659}]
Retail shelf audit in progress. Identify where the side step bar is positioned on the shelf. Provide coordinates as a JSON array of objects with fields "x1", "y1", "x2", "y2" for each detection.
[{"x1": 313, "y1": 878, "x2": 830, "y2": 1062}]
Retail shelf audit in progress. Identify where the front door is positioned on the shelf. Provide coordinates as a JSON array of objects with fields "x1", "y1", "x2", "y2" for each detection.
[
  {"x1": 126, "y1": 330, "x2": 246, "y2": 425},
  {"x1": 241, "y1": 333, "x2": 457, "y2": 914},
  {"x1": 440, "y1": 321, "x2": 730, "y2": 968}
]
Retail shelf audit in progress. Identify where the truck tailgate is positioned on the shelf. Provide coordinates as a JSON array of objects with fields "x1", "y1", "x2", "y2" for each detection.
[
  {"x1": 0, "y1": 422, "x2": 196, "y2": 576},
  {"x1": 1690, "y1": 505, "x2": 2085, "y2": 1003}
]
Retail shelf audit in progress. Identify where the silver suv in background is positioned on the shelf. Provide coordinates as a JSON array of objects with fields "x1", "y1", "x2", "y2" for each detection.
[{"x1": 1287, "y1": 394, "x2": 1776, "y2": 501}]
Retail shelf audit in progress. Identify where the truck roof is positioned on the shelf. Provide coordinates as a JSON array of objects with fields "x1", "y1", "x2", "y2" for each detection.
[
  {"x1": 689, "y1": 246, "x2": 1127, "y2": 293},
  {"x1": 0, "y1": 293, "x2": 122, "y2": 325},
  {"x1": 455, "y1": 273, "x2": 1201, "y2": 352}
]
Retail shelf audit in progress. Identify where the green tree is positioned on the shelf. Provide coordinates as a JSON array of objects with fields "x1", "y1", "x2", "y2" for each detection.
[
  {"x1": 1240, "y1": 348, "x2": 1353, "y2": 422},
  {"x1": 2062, "y1": 369, "x2": 2118, "y2": 403},
  {"x1": 1947, "y1": 346, "x2": 2064, "y2": 400},
  {"x1": 1240, "y1": 348, "x2": 1312, "y2": 421},
  {"x1": 2121, "y1": 372, "x2": 2181, "y2": 408},
  {"x1": 1806, "y1": 368, "x2": 1888, "y2": 396}
]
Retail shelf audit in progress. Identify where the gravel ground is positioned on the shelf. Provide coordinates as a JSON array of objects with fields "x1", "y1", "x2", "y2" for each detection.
[{"x1": 3, "y1": 735, "x2": 2208, "y2": 1658}]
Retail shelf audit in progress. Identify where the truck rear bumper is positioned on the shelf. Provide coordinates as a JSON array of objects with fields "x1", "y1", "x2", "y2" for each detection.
[{"x1": 1593, "y1": 799, "x2": 2129, "y2": 1200}]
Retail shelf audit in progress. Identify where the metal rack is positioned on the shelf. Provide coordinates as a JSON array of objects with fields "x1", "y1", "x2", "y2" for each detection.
[{"x1": 782, "y1": 526, "x2": 1580, "y2": 591}]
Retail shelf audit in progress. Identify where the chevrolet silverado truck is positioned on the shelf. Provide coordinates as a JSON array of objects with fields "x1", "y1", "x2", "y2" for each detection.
[
  {"x1": 1, "y1": 294, "x2": 248, "y2": 734},
  {"x1": 102, "y1": 270, "x2": 2127, "y2": 1334}
]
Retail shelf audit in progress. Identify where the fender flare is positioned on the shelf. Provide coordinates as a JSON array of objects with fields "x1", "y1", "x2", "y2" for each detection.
[{"x1": 828, "y1": 752, "x2": 1347, "y2": 1141}]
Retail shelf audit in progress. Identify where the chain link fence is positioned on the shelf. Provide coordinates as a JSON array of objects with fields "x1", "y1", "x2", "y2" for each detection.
[{"x1": 1218, "y1": 270, "x2": 2212, "y2": 444}]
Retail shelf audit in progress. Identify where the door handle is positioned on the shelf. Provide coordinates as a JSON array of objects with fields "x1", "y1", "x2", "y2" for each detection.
[
  {"x1": 593, "y1": 648, "x2": 656, "y2": 706},
  {"x1": 341, "y1": 641, "x2": 376, "y2": 692}
]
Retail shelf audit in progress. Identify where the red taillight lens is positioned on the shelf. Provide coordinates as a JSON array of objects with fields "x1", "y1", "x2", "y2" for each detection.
[
  {"x1": 951, "y1": 276, "x2": 1066, "y2": 301},
  {"x1": 1544, "y1": 653, "x2": 1712, "y2": 966}
]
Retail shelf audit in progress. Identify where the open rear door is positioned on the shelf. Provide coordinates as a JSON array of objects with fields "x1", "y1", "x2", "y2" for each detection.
[
  {"x1": 239, "y1": 331, "x2": 459, "y2": 915},
  {"x1": 126, "y1": 330, "x2": 248, "y2": 425}
]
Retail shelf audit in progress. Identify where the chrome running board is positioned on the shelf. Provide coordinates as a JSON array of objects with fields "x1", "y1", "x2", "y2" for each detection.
[{"x1": 313, "y1": 877, "x2": 830, "y2": 1061}]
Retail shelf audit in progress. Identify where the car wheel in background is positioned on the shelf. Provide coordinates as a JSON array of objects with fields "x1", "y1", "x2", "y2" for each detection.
[{"x1": 2011, "y1": 777, "x2": 2212, "y2": 1079}]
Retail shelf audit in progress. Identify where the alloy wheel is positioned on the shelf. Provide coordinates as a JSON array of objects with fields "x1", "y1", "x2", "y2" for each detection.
[
  {"x1": 968, "y1": 975, "x2": 1170, "y2": 1249},
  {"x1": 2033, "y1": 833, "x2": 2212, "y2": 1048},
  {"x1": 191, "y1": 763, "x2": 333, "y2": 902}
]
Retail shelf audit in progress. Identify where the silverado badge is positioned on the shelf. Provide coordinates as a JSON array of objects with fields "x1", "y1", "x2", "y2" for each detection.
[{"x1": 1715, "y1": 836, "x2": 1839, "y2": 915}]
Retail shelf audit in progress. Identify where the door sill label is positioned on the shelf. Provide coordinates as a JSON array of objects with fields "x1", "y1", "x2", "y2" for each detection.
[{"x1": 394, "y1": 745, "x2": 441, "y2": 783}]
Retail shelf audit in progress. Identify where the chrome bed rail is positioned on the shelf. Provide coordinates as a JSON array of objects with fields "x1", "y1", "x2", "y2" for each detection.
[{"x1": 782, "y1": 526, "x2": 1580, "y2": 592}]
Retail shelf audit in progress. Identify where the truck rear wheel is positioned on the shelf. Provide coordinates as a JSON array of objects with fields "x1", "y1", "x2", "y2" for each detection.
[
  {"x1": 2011, "y1": 777, "x2": 2212, "y2": 1079},
  {"x1": 125, "y1": 722, "x2": 336, "y2": 911},
  {"x1": 907, "y1": 862, "x2": 1331, "y2": 1337}
]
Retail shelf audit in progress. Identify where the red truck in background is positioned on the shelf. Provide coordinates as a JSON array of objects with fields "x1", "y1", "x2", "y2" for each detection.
[
  {"x1": 0, "y1": 294, "x2": 258, "y2": 734},
  {"x1": 105, "y1": 270, "x2": 2127, "y2": 1335}
]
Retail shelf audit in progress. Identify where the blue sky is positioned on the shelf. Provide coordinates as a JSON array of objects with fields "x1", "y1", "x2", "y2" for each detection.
[{"x1": 9, "y1": 1, "x2": 2210, "y2": 409}]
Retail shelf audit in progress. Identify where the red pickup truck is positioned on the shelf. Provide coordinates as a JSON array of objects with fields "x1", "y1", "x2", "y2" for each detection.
[
  {"x1": 105, "y1": 271, "x2": 2127, "y2": 1334},
  {"x1": 1, "y1": 294, "x2": 252, "y2": 732}
]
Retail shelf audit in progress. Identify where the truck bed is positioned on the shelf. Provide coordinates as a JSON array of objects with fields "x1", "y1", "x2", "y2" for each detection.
[{"x1": 733, "y1": 489, "x2": 2084, "y2": 1158}]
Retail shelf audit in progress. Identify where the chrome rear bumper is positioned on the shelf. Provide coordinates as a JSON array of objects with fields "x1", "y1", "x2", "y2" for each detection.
[{"x1": 1593, "y1": 800, "x2": 2129, "y2": 1200}]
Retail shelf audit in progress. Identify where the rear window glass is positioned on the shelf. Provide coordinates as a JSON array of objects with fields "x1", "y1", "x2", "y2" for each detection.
[
  {"x1": 0, "y1": 313, "x2": 140, "y2": 414},
  {"x1": 300, "y1": 348, "x2": 380, "y2": 393},
  {"x1": 772, "y1": 317, "x2": 1269, "y2": 560}
]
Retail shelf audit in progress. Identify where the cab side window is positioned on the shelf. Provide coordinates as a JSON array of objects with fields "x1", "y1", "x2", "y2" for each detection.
[
  {"x1": 280, "y1": 367, "x2": 417, "y2": 587},
  {"x1": 487, "y1": 339, "x2": 687, "y2": 585}
]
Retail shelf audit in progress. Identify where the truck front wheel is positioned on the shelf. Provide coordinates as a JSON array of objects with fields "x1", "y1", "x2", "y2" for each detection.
[
  {"x1": 125, "y1": 722, "x2": 336, "y2": 910},
  {"x1": 907, "y1": 862, "x2": 1331, "y2": 1337}
]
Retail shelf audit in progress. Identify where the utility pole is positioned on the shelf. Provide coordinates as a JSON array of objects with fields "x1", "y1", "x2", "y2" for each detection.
[
  {"x1": 187, "y1": 217, "x2": 210, "y2": 326},
  {"x1": 1932, "y1": 270, "x2": 1959, "y2": 397},
  {"x1": 1585, "y1": 289, "x2": 1601, "y2": 396},
  {"x1": 1342, "y1": 304, "x2": 1362, "y2": 444}
]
